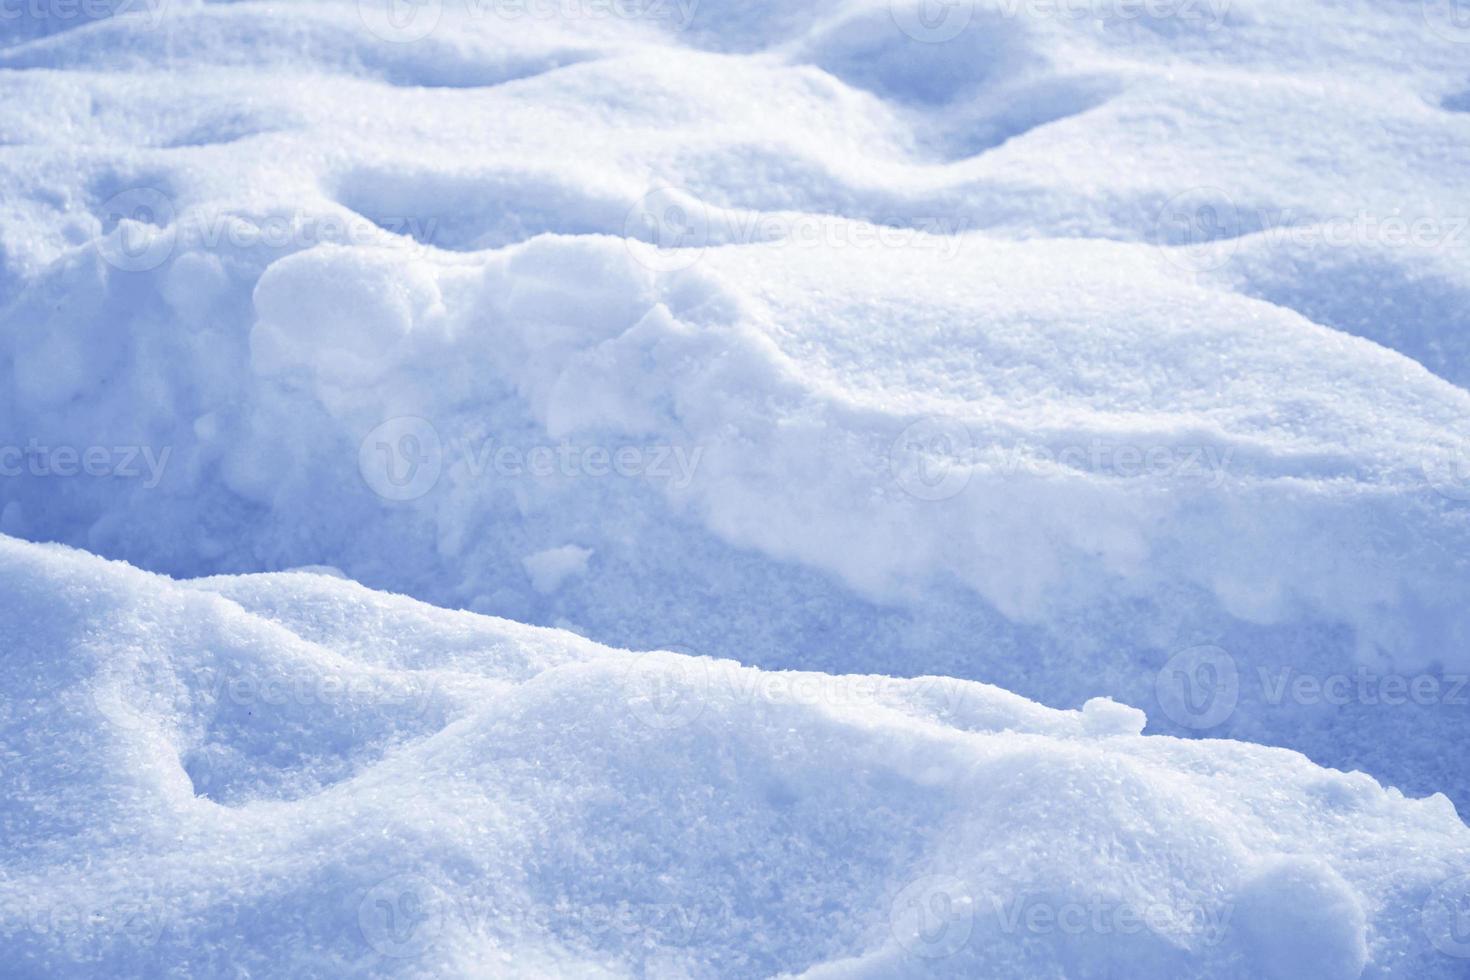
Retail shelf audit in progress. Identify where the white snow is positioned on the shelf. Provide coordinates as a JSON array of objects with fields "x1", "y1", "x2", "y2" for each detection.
[
  {"x1": 522, "y1": 544, "x2": 594, "y2": 594},
  {"x1": 2, "y1": 0, "x2": 1469, "y2": 975},
  {"x1": 2, "y1": 534, "x2": 1468, "y2": 977}
]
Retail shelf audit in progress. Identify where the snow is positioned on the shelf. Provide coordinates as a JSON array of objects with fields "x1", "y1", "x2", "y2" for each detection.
[
  {"x1": 3, "y1": 534, "x2": 1469, "y2": 977},
  {"x1": 522, "y1": 543, "x2": 594, "y2": 594},
  {"x1": 2, "y1": 0, "x2": 1469, "y2": 975}
]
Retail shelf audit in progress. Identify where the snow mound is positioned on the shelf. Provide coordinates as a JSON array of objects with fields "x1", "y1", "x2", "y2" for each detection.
[
  {"x1": 2, "y1": 0, "x2": 1470, "y2": 940},
  {"x1": 1, "y1": 534, "x2": 1467, "y2": 977}
]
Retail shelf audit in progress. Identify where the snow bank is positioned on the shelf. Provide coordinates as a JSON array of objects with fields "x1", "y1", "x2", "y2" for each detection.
[
  {"x1": 2, "y1": 0, "x2": 1470, "y2": 949},
  {"x1": 1, "y1": 534, "x2": 1467, "y2": 977}
]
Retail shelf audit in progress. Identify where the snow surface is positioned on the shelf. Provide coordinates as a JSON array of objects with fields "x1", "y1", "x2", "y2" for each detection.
[
  {"x1": 3, "y1": 535, "x2": 1469, "y2": 977},
  {"x1": 2, "y1": 0, "x2": 1470, "y2": 975}
]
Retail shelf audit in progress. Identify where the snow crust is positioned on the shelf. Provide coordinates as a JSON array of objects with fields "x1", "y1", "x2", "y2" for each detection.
[
  {"x1": 2, "y1": 1, "x2": 1470, "y2": 974},
  {"x1": 3, "y1": 535, "x2": 1468, "y2": 977}
]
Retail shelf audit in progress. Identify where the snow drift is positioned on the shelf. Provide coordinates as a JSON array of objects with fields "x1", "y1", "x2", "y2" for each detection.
[
  {"x1": 3, "y1": 0, "x2": 1470, "y2": 975},
  {"x1": 2, "y1": 535, "x2": 1468, "y2": 977}
]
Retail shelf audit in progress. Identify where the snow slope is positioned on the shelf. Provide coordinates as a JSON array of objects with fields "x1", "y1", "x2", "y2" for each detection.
[
  {"x1": 4, "y1": 0, "x2": 1470, "y2": 810},
  {"x1": 2, "y1": 534, "x2": 1468, "y2": 978},
  {"x1": 2, "y1": 2, "x2": 1470, "y2": 974}
]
